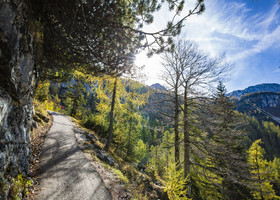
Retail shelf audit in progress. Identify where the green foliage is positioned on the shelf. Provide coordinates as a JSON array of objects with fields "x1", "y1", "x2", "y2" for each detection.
[
  {"x1": 247, "y1": 139, "x2": 280, "y2": 199},
  {"x1": 35, "y1": 80, "x2": 50, "y2": 102},
  {"x1": 148, "y1": 129, "x2": 174, "y2": 178},
  {"x1": 163, "y1": 161, "x2": 190, "y2": 200},
  {"x1": 135, "y1": 140, "x2": 147, "y2": 161},
  {"x1": 243, "y1": 115, "x2": 280, "y2": 160},
  {"x1": 0, "y1": 174, "x2": 32, "y2": 200},
  {"x1": 64, "y1": 71, "x2": 87, "y2": 118},
  {"x1": 34, "y1": 80, "x2": 64, "y2": 112},
  {"x1": 271, "y1": 157, "x2": 280, "y2": 195},
  {"x1": 10, "y1": 174, "x2": 32, "y2": 200},
  {"x1": 33, "y1": 99, "x2": 49, "y2": 119},
  {"x1": 197, "y1": 82, "x2": 253, "y2": 199},
  {"x1": 111, "y1": 168, "x2": 129, "y2": 184},
  {"x1": 93, "y1": 76, "x2": 149, "y2": 159},
  {"x1": 31, "y1": 0, "x2": 205, "y2": 78},
  {"x1": 34, "y1": 71, "x2": 280, "y2": 199},
  {"x1": 149, "y1": 144, "x2": 165, "y2": 177}
]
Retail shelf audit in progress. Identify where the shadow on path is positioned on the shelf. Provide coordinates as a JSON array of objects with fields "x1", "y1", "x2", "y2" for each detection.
[{"x1": 36, "y1": 111, "x2": 111, "y2": 200}]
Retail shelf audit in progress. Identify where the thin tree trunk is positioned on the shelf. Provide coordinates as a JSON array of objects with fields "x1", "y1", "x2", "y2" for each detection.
[
  {"x1": 174, "y1": 76, "x2": 180, "y2": 169},
  {"x1": 126, "y1": 116, "x2": 133, "y2": 159},
  {"x1": 174, "y1": 79, "x2": 180, "y2": 166},
  {"x1": 183, "y1": 85, "x2": 191, "y2": 196},
  {"x1": 156, "y1": 142, "x2": 158, "y2": 170},
  {"x1": 126, "y1": 91, "x2": 134, "y2": 159},
  {"x1": 166, "y1": 130, "x2": 169, "y2": 168},
  {"x1": 105, "y1": 78, "x2": 117, "y2": 151},
  {"x1": 70, "y1": 98, "x2": 78, "y2": 117}
]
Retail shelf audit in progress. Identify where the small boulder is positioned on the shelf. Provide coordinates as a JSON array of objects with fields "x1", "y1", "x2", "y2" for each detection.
[
  {"x1": 88, "y1": 133, "x2": 97, "y2": 141},
  {"x1": 95, "y1": 149, "x2": 115, "y2": 166},
  {"x1": 104, "y1": 155, "x2": 114, "y2": 166},
  {"x1": 96, "y1": 149, "x2": 105, "y2": 160}
]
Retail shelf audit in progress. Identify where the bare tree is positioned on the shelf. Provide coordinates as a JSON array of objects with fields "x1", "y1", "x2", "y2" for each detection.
[
  {"x1": 161, "y1": 39, "x2": 231, "y2": 197},
  {"x1": 161, "y1": 50, "x2": 184, "y2": 166}
]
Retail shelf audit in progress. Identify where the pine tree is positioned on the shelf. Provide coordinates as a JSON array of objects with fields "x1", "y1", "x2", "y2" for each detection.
[
  {"x1": 247, "y1": 139, "x2": 280, "y2": 199},
  {"x1": 163, "y1": 161, "x2": 190, "y2": 200},
  {"x1": 94, "y1": 76, "x2": 124, "y2": 150},
  {"x1": 271, "y1": 157, "x2": 280, "y2": 196},
  {"x1": 205, "y1": 82, "x2": 252, "y2": 199},
  {"x1": 105, "y1": 77, "x2": 118, "y2": 151}
]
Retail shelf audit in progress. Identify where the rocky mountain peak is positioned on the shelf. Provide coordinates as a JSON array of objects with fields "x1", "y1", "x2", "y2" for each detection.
[{"x1": 150, "y1": 83, "x2": 167, "y2": 91}]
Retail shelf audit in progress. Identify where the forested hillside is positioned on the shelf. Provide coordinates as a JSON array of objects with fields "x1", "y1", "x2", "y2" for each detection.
[
  {"x1": 235, "y1": 92, "x2": 280, "y2": 121},
  {"x1": 35, "y1": 67, "x2": 280, "y2": 199},
  {"x1": 34, "y1": 40, "x2": 280, "y2": 200}
]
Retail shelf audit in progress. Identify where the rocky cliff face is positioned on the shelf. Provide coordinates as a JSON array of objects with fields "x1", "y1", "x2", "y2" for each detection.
[{"x1": 0, "y1": 0, "x2": 35, "y2": 183}]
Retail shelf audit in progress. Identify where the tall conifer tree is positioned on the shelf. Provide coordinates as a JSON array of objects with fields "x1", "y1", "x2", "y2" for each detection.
[{"x1": 205, "y1": 82, "x2": 252, "y2": 199}]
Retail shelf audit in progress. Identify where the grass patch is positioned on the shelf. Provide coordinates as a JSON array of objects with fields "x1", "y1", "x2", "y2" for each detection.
[{"x1": 111, "y1": 168, "x2": 129, "y2": 184}]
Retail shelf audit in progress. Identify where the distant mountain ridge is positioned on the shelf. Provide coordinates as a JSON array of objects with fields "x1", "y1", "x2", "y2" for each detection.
[
  {"x1": 150, "y1": 83, "x2": 167, "y2": 91},
  {"x1": 228, "y1": 83, "x2": 280, "y2": 98}
]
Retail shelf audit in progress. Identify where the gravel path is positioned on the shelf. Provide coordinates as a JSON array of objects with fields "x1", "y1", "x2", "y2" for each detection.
[{"x1": 36, "y1": 111, "x2": 111, "y2": 200}]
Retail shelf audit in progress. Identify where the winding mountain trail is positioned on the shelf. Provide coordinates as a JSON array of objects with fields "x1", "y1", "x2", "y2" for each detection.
[{"x1": 36, "y1": 111, "x2": 111, "y2": 200}]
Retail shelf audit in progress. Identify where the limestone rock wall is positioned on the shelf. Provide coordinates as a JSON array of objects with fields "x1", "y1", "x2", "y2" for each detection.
[{"x1": 0, "y1": 0, "x2": 35, "y2": 178}]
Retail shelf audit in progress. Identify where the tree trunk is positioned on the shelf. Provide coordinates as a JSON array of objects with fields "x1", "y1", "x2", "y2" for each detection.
[
  {"x1": 105, "y1": 78, "x2": 117, "y2": 151},
  {"x1": 174, "y1": 83, "x2": 180, "y2": 166},
  {"x1": 183, "y1": 85, "x2": 191, "y2": 196},
  {"x1": 126, "y1": 91, "x2": 135, "y2": 159},
  {"x1": 166, "y1": 130, "x2": 169, "y2": 168},
  {"x1": 70, "y1": 98, "x2": 78, "y2": 117},
  {"x1": 126, "y1": 116, "x2": 133, "y2": 159}
]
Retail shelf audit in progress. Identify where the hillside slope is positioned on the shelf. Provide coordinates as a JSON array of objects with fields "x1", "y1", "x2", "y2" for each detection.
[
  {"x1": 235, "y1": 92, "x2": 280, "y2": 120},
  {"x1": 228, "y1": 83, "x2": 280, "y2": 98}
]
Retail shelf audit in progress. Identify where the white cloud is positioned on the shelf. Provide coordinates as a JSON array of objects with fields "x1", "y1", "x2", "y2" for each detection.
[
  {"x1": 232, "y1": 25, "x2": 280, "y2": 61},
  {"x1": 183, "y1": 0, "x2": 280, "y2": 87},
  {"x1": 185, "y1": 0, "x2": 280, "y2": 59},
  {"x1": 255, "y1": 4, "x2": 279, "y2": 30}
]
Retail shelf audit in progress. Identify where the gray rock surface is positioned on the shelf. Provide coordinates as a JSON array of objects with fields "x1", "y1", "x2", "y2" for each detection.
[
  {"x1": 37, "y1": 111, "x2": 112, "y2": 200},
  {"x1": 95, "y1": 149, "x2": 115, "y2": 166},
  {"x1": 0, "y1": 0, "x2": 35, "y2": 182}
]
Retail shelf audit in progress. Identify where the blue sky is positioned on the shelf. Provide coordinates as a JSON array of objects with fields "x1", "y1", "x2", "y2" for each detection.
[{"x1": 135, "y1": 0, "x2": 280, "y2": 92}]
